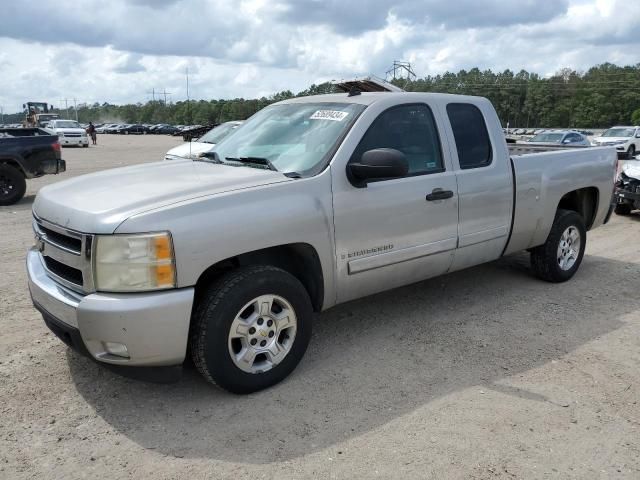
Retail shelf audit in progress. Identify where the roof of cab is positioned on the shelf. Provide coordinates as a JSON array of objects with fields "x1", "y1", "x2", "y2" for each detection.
[{"x1": 277, "y1": 91, "x2": 491, "y2": 107}]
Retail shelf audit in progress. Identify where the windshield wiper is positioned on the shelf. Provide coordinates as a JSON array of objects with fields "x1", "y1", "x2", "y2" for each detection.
[{"x1": 224, "y1": 156, "x2": 278, "y2": 172}]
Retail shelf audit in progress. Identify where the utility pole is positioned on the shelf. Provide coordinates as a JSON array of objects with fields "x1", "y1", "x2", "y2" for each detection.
[
  {"x1": 146, "y1": 88, "x2": 156, "y2": 102},
  {"x1": 160, "y1": 89, "x2": 172, "y2": 105},
  {"x1": 73, "y1": 98, "x2": 78, "y2": 122},
  {"x1": 186, "y1": 67, "x2": 190, "y2": 101},
  {"x1": 186, "y1": 67, "x2": 191, "y2": 123},
  {"x1": 0, "y1": 106, "x2": 3, "y2": 124}
]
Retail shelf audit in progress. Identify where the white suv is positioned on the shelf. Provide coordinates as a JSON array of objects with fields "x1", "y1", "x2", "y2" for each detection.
[
  {"x1": 591, "y1": 126, "x2": 640, "y2": 159},
  {"x1": 46, "y1": 119, "x2": 89, "y2": 148}
]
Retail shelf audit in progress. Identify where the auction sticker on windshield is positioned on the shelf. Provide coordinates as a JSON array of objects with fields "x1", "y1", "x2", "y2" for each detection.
[{"x1": 310, "y1": 110, "x2": 349, "y2": 121}]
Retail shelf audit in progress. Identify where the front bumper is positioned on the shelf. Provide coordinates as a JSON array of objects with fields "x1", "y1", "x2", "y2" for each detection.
[
  {"x1": 616, "y1": 188, "x2": 640, "y2": 205},
  {"x1": 59, "y1": 136, "x2": 89, "y2": 146},
  {"x1": 27, "y1": 249, "x2": 194, "y2": 369}
]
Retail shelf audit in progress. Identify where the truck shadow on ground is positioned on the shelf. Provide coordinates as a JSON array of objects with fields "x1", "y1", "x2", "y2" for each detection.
[{"x1": 67, "y1": 252, "x2": 639, "y2": 463}]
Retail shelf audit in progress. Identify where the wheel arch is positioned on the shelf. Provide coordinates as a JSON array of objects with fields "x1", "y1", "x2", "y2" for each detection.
[
  {"x1": 193, "y1": 243, "x2": 325, "y2": 312},
  {"x1": 557, "y1": 186, "x2": 599, "y2": 230},
  {"x1": 0, "y1": 157, "x2": 27, "y2": 177}
]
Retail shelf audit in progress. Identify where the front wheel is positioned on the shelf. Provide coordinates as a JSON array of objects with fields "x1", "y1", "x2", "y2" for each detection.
[
  {"x1": 190, "y1": 266, "x2": 313, "y2": 394},
  {"x1": 530, "y1": 209, "x2": 586, "y2": 283}
]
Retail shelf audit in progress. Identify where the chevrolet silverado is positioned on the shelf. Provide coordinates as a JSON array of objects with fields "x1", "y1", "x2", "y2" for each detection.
[{"x1": 27, "y1": 90, "x2": 617, "y2": 393}]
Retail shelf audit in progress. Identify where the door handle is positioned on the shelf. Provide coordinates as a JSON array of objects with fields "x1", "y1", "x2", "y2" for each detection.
[{"x1": 426, "y1": 189, "x2": 454, "y2": 201}]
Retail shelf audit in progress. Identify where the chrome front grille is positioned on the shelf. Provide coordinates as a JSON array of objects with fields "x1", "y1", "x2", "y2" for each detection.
[{"x1": 33, "y1": 216, "x2": 94, "y2": 293}]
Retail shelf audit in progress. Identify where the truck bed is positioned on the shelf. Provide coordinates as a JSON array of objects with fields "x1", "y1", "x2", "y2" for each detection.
[
  {"x1": 0, "y1": 128, "x2": 53, "y2": 138},
  {"x1": 0, "y1": 129, "x2": 64, "y2": 179},
  {"x1": 508, "y1": 143, "x2": 590, "y2": 156},
  {"x1": 504, "y1": 146, "x2": 617, "y2": 255}
]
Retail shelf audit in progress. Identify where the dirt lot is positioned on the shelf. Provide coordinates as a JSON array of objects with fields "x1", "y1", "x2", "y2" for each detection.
[{"x1": 1, "y1": 134, "x2": 639, "y2": 479}]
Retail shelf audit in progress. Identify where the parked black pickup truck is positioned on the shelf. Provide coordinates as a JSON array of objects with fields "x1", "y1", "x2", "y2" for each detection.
[{"x1": 0, "y1": 128, "x2": 65, "y2": 205}]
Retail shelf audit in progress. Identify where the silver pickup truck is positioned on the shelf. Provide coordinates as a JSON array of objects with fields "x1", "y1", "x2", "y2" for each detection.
[{"x1": 27, "y1": 90, "x2": 617, "y2": 393}]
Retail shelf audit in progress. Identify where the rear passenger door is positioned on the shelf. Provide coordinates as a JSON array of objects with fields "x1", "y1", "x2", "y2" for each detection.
[
  {"x1": 443, "y1": 102, "x2": 514, "y2": 271},
  {"x1": 332, "y1": 102, "x2": 459, "y2": 303}
]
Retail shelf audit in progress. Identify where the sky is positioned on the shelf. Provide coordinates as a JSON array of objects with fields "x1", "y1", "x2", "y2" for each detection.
[{"x1": 0, "y1": 0, "x2": 638, "y2": 113}]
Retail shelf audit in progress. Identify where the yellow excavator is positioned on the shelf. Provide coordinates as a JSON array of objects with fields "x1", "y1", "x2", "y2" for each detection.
[{"x1": 23, "y1": 102, "x2": 59, "y2": 128}]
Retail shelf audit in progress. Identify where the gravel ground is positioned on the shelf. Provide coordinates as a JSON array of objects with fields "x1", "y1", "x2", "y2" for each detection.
[{"x1": 1, "y1": 135, "x2": 639, "y2": 479}]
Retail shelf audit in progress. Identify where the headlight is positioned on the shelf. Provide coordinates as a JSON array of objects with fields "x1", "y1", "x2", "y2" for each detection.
[{"x1": 94, "y1": 232, "x2": 176, "y2": 292}]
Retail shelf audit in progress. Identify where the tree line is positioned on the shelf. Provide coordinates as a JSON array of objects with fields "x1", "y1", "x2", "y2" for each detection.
[{"x1": 5, "y1": 63, "x2": 640, "y2": 128}]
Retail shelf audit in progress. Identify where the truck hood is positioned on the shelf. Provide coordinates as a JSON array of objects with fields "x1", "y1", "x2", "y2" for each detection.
[
  {"x1": 165, "y1": 141, "x2": 213, "y2": 159},
  {"x1": 622, "y1": 162, "x2": 640, "y2": 180},
  {"x1": 33, "y1": 160, "x2": 291, "y2": 234}
]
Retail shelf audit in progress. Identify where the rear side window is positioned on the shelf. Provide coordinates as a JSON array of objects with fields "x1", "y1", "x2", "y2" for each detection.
[
  {"x1": 351, "y1": 103, "x2": 444, "y2": 176},
  {"x1": 446, "y1": 103, "x2": 492, "y2": 169}
]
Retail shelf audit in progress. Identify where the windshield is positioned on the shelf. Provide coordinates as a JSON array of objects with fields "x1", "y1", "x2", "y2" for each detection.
[
  {"x1": 529, "y1": 132, "x2": 564, "y2": 143},
  {"x1": 210, "y1": 102, "x2": 365, "y2": 175},
  {"x1": 198, "y1": 122, "x2": 243, "y2": 144},
  {"x1": 54, "y1": 120, "x2": 81, "y2": 128},
  {"x1": 602, "y1": 128, "x2": 635, "y2": 137}
]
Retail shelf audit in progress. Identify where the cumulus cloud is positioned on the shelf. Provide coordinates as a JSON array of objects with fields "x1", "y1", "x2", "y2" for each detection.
[{"x1": 0, "y1": 0, "x2": 637, "y2": 110}]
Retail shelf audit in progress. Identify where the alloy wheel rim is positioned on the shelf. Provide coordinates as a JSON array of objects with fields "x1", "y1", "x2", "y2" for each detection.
[
  {"x1": 557, "y1": 226, "x2": 581, "y2": 271},
  {"x1": 0, "y1": 174, "x2": 14, "y2": 197},
  {"x1": 227, "y1": 294, "x2": 297, "y2": 374}
]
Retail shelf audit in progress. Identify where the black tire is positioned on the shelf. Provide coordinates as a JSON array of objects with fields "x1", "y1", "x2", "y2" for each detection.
[
  {"x1": 190, "y1": 265, "x2": 313, "y2": 394},
  {"x1": 628, "y1": 145, "x2": 636, "y2": 159},
  {"x1": 615, "y1": 203, "x2": 633, "y2": 215},
  {"x1": 83, "y1": 144, "x2": 89, "y2": 148},
  {"x1": 530, "y1": 209, "x2": 586, "y2": 283},
  {"x1": 0, "y1": 164, "x2": 27, "y2": 206}
]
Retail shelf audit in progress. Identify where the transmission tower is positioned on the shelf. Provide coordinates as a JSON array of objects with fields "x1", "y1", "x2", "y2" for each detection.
[{"x1": 385, "y1": 61, "x2": 417, "y2": 82}]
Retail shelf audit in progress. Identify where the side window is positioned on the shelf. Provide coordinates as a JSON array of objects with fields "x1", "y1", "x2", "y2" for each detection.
[
  {"x1": 567, "y1": 133, "x2": 581, "y2": 143},
  {"x1": 351, "y1": 104, "x2": 444, "y2": 176},
  {"x1": 446, "y1": 103, "x2": 492, "y2": 169}
]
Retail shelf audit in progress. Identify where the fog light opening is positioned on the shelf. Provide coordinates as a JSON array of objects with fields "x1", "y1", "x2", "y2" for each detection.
[{"x1": 103, "y1": 342, "x2": 130, "y2": 358}]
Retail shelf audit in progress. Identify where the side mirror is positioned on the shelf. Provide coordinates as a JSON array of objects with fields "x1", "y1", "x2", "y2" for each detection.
[
  {"x1": 348, "y1": 148, "x2": 408, "y2": 187},
  {"x1": 562, "y1": 139, "x2": 571, "y2": 144}
]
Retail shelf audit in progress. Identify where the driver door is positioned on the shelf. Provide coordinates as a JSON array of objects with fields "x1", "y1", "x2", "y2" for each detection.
[{"x1": 331, "y1": 102, "x2": 459, "y2": 303}]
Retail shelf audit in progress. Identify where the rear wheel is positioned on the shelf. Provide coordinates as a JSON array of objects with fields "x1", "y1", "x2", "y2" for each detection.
[
  {"x1": 0, "y1": 164, "x2": 27, "y2": 206},
  {"x1": 615, "y1": 203, "x2": 633, "y2": 215},
  {"x1": 530, "y1": 209, "x2": 586, "y2": 283},
  {"x1": 190, "y1": 265, "x2": 313, "y2": 394}
]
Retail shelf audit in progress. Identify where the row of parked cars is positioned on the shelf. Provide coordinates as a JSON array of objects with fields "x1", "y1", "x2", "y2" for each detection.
[
  {"x1": 92, "y1": 123, "x2": 202, "y2": 135},
  {"x1": 506, "y1": 127, "x2": 595, "y2": 137},
  {"x1": 509, "y1": 126, "x2": 640, "y2": 159}
]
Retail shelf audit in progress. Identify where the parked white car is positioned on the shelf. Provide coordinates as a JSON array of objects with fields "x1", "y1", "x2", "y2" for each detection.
[
  {"x1": 591, "y1": 126, "x2": 640, "y2": 159},
  {"x1": 46, "y1": 120, "x2": 89, "y2": 147},
  {"x1": 164, "y1": 121, "x2": 243, "y2": 160}
]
